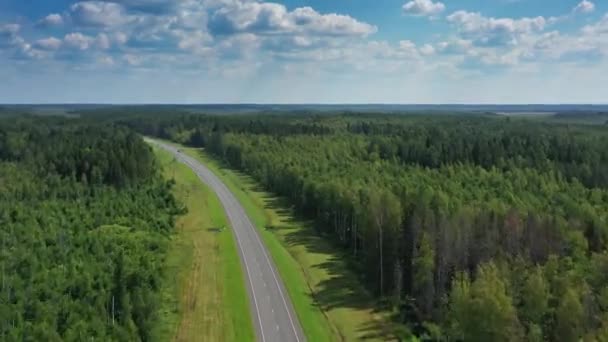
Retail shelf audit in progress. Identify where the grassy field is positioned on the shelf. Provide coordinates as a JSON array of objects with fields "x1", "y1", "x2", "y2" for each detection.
[
  {"x1": 151, "y1": 146, "x2": 254, "y2": 342},
  {"x1": 161, "y1": 141, "x2": 397, "y2": 341}
]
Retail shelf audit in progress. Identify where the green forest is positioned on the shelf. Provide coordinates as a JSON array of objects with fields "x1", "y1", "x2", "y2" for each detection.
[
  {"x1": 2, "y1": 111, "x2": 608, "y2": 341},
  {"x1": 124, "y1": 113, "x2": 608, "y2": 341},
  {"x1": 0, "y1": 117, "x2": 183, "y2": 341}
]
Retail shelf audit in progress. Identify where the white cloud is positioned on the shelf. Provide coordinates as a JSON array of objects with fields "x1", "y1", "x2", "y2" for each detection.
[
  {"x1": 8, "y1": 36, "x2": 46, "y2": 59},
  {"x1": 582, "y1": 13, "x2": 608, "y2": 35},
  {"x1": 0, "y1": 24, "x2": 20, "y2": 37},
  {"x1": 436, "y1": 39, "x2": 473, "y2": 54},
  {"x1": 64, "y1": 32, "x2": 95, "y2": 50},
  {"x1": 113, "y1": 32, "x2": 129, "y2": 45},
  {"x1": 217, "y1": 33, "x2": 260, "y2": 59},
  {"x1": 34, "y1": 37, "x2": 63, "y2": 50},
  {"x1": 97, "y1": 55, "x2": 115, "y2": 66},
  {"x1": 419, "y1": 44, "x2": 435, "y2": 55},
  {"x1": 96, "y1": 33, "x2": 111, "y2": 49},
  {"x1": 209, "y1": 2, "x2": 376, "y2": 37},
  {"x1": 70, "y1": 1, "x2": 129, "y2": 27},
  {"x1": 39, "y1": 14, "x2": 64, "y2": 26},
  {"x1": 106, "y1": 0, "x2": 185, "y2": 13},
  {"x1": 291, "y1": 7, "x2": 377, "y2": 36},
  {"x1": 175, "y1": 29, "x2": 213, "y2": 55},
  {"x1": 573, "y1": 0, "x2": 595, "y2": 14},
  {"x1": 3, "y1": 0, "x2": 606, "y2": 90},
  {"x1": 403, "y1": 0, "x2": 446, "y2": 17},
  {"x1": 447, "y1": 11, "x2": 546, "y2": 46},
  {"x1": 123, "y1": 53, "x2": 142, "y2": 65}
]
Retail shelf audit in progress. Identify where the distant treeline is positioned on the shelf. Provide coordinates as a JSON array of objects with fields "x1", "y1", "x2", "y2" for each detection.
[
  {"x1": 125, "y1": 113, "x2": 608, "y2": 341},
  {"x1": 0, "y1": 117, "x2": 183, "y2": 341}
]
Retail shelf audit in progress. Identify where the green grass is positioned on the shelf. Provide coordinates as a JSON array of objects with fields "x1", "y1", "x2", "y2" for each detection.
[
  {"x1": 155, "y1": 139, "x2": 398, "y2": 341},
  {"x1": 151, "y1": 145, "x2": 254, "y2": 342}
]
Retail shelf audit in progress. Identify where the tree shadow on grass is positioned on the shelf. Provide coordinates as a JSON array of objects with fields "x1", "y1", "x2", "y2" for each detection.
[
  {"x1": 262, "y1": 196, "x2": 399, "y2": 340},
  {"x1": 192, "y1": 148, "x2": 398, "y2": 340},
  {"x1": 357, "y1": 319, "x2": 401, "y2": 341}
]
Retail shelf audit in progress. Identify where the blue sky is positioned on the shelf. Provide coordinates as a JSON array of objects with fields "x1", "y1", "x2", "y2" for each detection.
[{"x1": 0, "y1": 0, "x2": 607, "y2": 103}]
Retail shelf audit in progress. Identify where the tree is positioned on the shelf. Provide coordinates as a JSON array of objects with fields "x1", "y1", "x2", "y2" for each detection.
[
  {"x1": 368, "y1": 190, "x2": 401, "y2": 297},
  {"x1": 447, "y1": 271, "x2": 470, "y2": 340},
  {"x1": 449, "y1": 262, "x2": 522, "y2": 342},
  {"x1": 412, "y1": 231, "x2": 435, "y2": 319},
  {"x1": 554, "y1": 289, "x2": 584, "y2": 342},
  {"x1": 116, "y1": 111, "x2": 608, "y2": 341},
  {"x1": 520, "y1": 267, "x2": 549, "y2": 326}
]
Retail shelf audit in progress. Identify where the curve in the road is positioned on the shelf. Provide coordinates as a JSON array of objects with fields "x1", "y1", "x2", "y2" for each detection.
[{"x1": 150, "y1": 140, "x2": 306, "y2": 342}]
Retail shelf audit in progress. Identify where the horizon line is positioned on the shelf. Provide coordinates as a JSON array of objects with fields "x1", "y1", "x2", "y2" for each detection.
[{"x1": 2, "y1": 103, "x2": 608, "y2": 106}]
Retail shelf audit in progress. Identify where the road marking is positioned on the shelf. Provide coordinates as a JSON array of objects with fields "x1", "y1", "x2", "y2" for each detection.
[
  {"x1": 229, "y1": 217, "x2": 267, "y2": 342},
  {"x1": 248, "y1": 219, "x2": 302, "y2": 342},
  {"x1": 153, "y1": 141, "x2": 268, "y2": 342}
]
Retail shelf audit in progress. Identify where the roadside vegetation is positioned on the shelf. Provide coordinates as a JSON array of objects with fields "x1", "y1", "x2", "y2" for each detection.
[
  {"x1": 151, "y1": 146, "x2": 254, "y2": 342},
  {"x1": 170, "y1": 143, "x2": 395, "y2": 341},
  {"x1": 4, "y1": 110, "x2": 607, "y2": 341},
  {"x1": 128, "y1": 113, "x2": 608, "y2": 341}
]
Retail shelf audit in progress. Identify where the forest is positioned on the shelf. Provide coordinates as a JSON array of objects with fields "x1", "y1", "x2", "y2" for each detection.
[
  {"x1": 123, "y1": 112, "x2": 608, "y2": 341},
  {"x1": 0, "y1": 117, "x2": 183, "y2": 341}
]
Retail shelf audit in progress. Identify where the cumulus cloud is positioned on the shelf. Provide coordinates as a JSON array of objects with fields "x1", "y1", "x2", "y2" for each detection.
[
  {"x1": 573, "y1": 0, "x2": 595, "y2": 14},
  {"x1": 175, "y1": 29, "x2": 213, "y2": 55},
  {"x1": 217, "y1": 33, "x2": 260, "y2": 59},
  {"x1": 0, "y1": 24, "x2": 22, "y2": 50},
  {"x1": 3, "y1": 0, "x2": 605, "y2": 77},
  {"x1": 34, "y1": 37, "x2": 63, "y2": 50},
  {"x1": 96, "y1": 33, "x2": 111, "y2": 49},
  {"x1": 436, "y1": 39, "x2": 473, "y2": 54},
  {"x1": 209, "y1": 2, "x2": 376, "y2": 37},
  {"x1": 419, "y1": 44, "x2": 435, "y2": 55},
  {"x1": 403, "y1": 0, "x2": 446, "y2": 17},
  {"x1": 0, "y1": 24, "x2": 20, "y2": 37},
  {"x1": 70, "y1": 1, "x2": 129, "y2": 27},
  {"x1": 97, "y1": 55, "x2": 115, "y2": 66},
  {"x1": 447, "y1": 11, "x2": 546, "y2": 46},
  {"x1": 113, "y1": 32, "x2": 129, "y2": 45},
  {"x1": 59, "y1": 32, "x2": 115, "y2": 51},
  {"x1": 123, "y1": 53, "x2": 142, "y2": 65},
  {"x1": 39, "y1": 14, "x2": 64, "y2": 26},
  {"x1": 582, "y1": 13, "x2": 608, "y2": 35},
  {"x1": 5, "y1": 35, "x2": 46, "y2": 60},
  {"x1": 64, "y1": 32, "x2": 95, "y2": 50},
  {"x1": 107, "y1": 0, "x2": 185, "y2": 13}
]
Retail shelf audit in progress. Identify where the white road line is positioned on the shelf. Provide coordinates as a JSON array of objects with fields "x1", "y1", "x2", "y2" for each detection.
[
  {"x1": 248, "y1": 219, "x2": 302, "y2": 342},
  {"x1": 152, "y1": 140, "x2": 305, "y2": 342},
  {"x1": 228, "y1": 213, "x2": 267, "y2": 342},
  {"x1": 154, "y1": 142, "x2": 267, "y2": 342}
]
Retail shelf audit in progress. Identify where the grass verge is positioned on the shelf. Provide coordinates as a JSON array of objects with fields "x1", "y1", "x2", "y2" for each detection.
[
  {"x1": 151, "y1": 145, "x2": 254, "y2": 342},
  {"x1": 158, "y1": 140, "x2": 397, "y2": 341}
]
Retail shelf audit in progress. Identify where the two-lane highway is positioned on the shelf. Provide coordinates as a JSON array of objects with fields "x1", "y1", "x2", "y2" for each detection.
[{"x1": 149, "y1": 140, "x2": 305, "y2": 342}]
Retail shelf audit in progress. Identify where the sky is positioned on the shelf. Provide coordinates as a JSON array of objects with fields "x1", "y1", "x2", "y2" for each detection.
[{"x1": 0, "y1": 0, "x2": 607, "y2": 103}]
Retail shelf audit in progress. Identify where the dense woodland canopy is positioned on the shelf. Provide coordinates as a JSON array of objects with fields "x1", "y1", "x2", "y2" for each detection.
[
  {"x1": 125, "y1": 113, "x2": 608, "y2": 341},
  {"x1": 2, "y1": 111, "x2": 607, "y2": 341},
  {"x1": 0, "y1": 118, "x2": 182, "y2": 341}
]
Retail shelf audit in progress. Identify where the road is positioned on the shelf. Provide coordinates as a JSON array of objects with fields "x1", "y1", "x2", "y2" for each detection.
[{"x1": 149, "y1": 140, "x2": 306, "y2": 342}]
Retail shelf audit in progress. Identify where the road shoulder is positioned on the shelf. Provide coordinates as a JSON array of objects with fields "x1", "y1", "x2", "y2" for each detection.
[
  {"x1": 172, "y1": 143, "x2": 398, "y2": 341},
  {"x1": 151, "y1": 145, "x2": 254, "y2": 342}
]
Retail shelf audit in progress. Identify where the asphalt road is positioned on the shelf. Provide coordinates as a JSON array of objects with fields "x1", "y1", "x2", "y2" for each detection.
[{"x1": 149, "y1": 140, "x2": 306, "y2": 342}]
